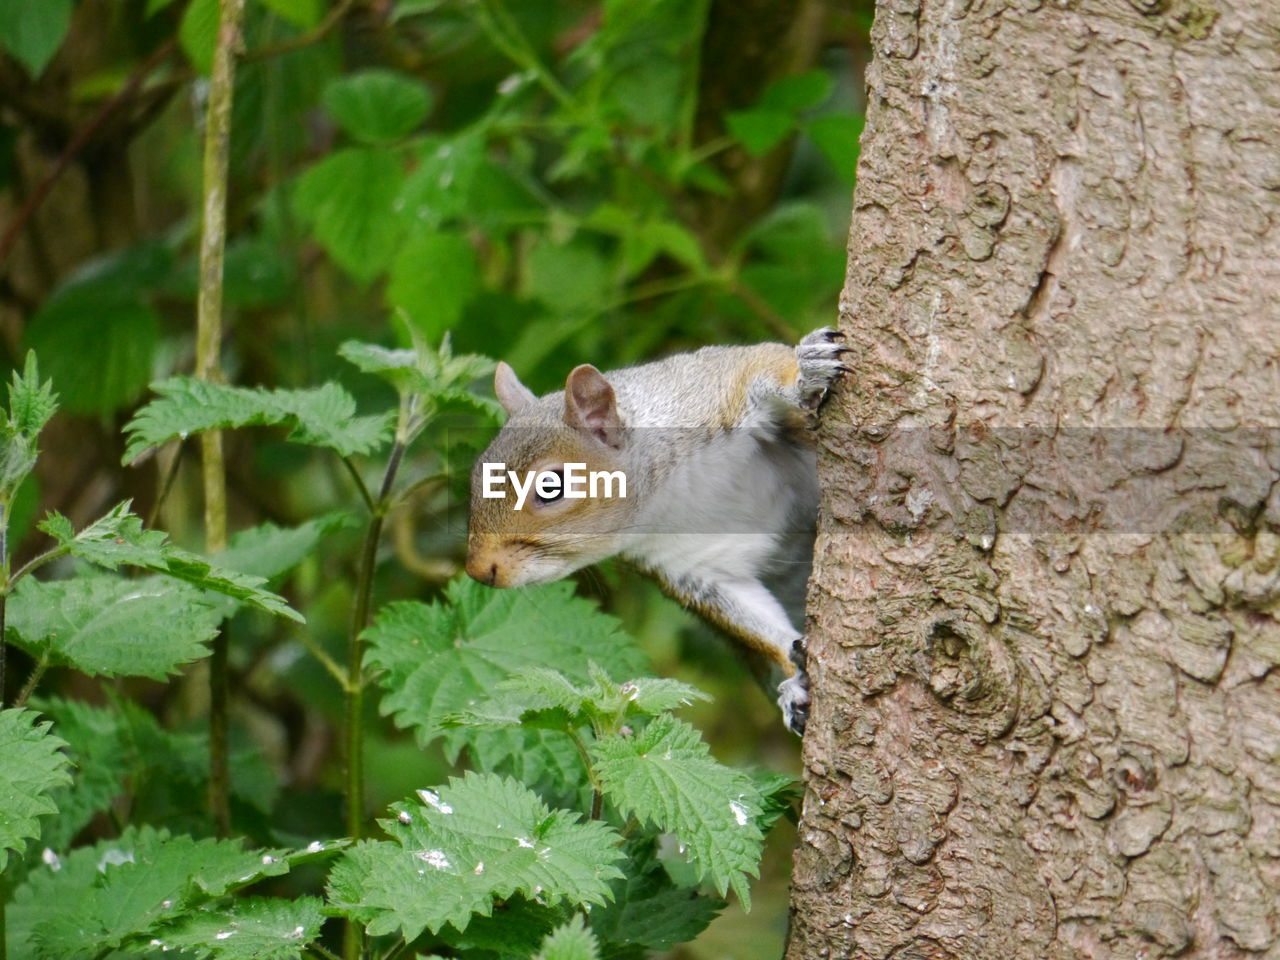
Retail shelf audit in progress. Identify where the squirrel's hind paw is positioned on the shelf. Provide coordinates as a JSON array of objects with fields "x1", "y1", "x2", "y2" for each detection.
[
  {"x1": 777, "y1": 667, "x2": 810, "y2": 736},
  {"x1": 796, "y1": 327, "x2": 850, "y2": 408}
]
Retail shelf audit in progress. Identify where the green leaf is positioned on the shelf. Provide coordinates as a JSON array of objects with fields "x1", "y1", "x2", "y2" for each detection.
[
  {"x1": 145, "y1": 0, "x2": 181, "y2": 15},
  {"x1": 523, "y1": 237, "x2": 612, "y2": 314},
  {"x1": 758, "y1": 70, "x2": 833, "y2": 112},
  {"x1": 292, "y1": 148, "x2": 405, "y2": 283},
  {"x1": 806, "y1": 113, "x2": 863, "y2": 184},
  {"x1": 322, "y1": 69, "x2": 431, "y2": 145},
  {"x1": 536, "y1": 914, "x2": 601, "y2": 960},
  {"x1": 6, "y1": 572, "x2": 222, "y2": 679},
  {"x1": 11, "y1": 826, "x2": 306, "y2": 958},
  {"x1": 179, "y1": 0, "x2": 219, "y2": 74},
  {"x1": 396, "y1": 133, "x2": 485, "y2": 228},
  {"x1": 38, "y1": 502, "x2": 303, "y2": 622},
  {"x1": 589, "y1": 840, "x2": 723, "y2": 951},
  {"x1": 122, "y1": 377, "x2": 394, "y2": 463},
  {"x1": 0, "y1": 351, "x2": 57, "y2": 497},
  {"x1": 591, "y1": 715, "x2": 766, "y2": 908},
  {"x1": 325, "y1": 772, "x2": 624, "y2": 940},
  {"x1": 216, "y1": 512, "x2": 356, "y2": 580},
  {"x1": 23, "y1": 297, "x2": 159, "y2": 415},
  {"x1": 724, "y1": 108, "x2": 794, "y2": 156},
  {"x1": 0, "y1": 0, "x2": 72, "y2": 75},
  {"x1": 145, "y1": 896, "x2": 325, "y2": 959},
  {"x1": 256, "y1": 0, "x2": 321, "y2": 28},
  {"x1": 0, "y1": 708, "x2": 71, "y2": 870},
  {"x1": 6, "y1": 350, "x2": 57, "y2": 436},
  {"x1": 364, "y1": 579, "x2": 648, "y2": 758},
  {"x1": 338, "y1": 338, "x2": 498, "y2": 418},
  {"x1": 387, "y1": 230, "x2": 479, "y2": 340}
]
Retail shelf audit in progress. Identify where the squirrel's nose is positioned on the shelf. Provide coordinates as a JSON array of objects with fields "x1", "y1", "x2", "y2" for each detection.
[{"x1": 465, "y1": 552, "x2": 501, "y2": 587}]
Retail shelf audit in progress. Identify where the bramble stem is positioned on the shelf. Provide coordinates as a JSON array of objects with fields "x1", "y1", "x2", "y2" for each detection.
[{"x1": 197, "y1": 0, "x2": 248, "y2": 839}]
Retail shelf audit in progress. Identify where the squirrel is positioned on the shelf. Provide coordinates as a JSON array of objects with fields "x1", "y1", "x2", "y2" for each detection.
[{"x1": 465, "y1": 328, "x2": 847, "y2": 735}]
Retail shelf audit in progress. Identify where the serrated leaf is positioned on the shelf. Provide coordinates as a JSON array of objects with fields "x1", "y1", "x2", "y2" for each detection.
[
  {"x1": 38, "y1": 502, "x2": 302, "y2": 622},
  {"x1": 143, "y1": 896, "x2": 325, "y2": 959},
  {"x1": 591, "y1": 715, "x2": 765, "y2": 908},
  {"x1": 179, "y1": 0, "x2": 219, "y2": 74},
  {"x1": 6, "y1": 572, "x2": 221, "y2": 679},
  {"x1": 0, "y1": 708, "x2": 71, "y2": 871},
  {"x1": 292, "y1": 148, "x2": 405, "y2": 283},
  {"x1": 725, "y1": 108, "x2": 793, "y2": 156},
  {"x1": 536, "y1": 914, "x2": 601, "y2": 960},
  {"x1": 326, "y1": 772, "x2": 624, "y2": 941},
  {"x1": 0, "y1": 0, "x2": 72, "y2": 76},
  {"x1": 122, "y1": 377, "x2": 394, "y2": 463},
  {"x1": 6, "y1": 350, "x2": 57, "y2": 437},
  {"x1": 589, "y1": 838, "x2": 723, "y2": 951},
  {"x1": 12, "y1": 827, "x2": 304, "y2": 959},
  {"x1": 364, "y1": 579, "x2": 647, "y2": 759},
  {"x1": 387, "y1": 229, "x2": 479, "y2": 340},
  {"x1": 24, "y1": 297, "x2": 159, "y2": 415},
  {"x1": 322, "y1": 69, "x2": 431, "y2": 145}
]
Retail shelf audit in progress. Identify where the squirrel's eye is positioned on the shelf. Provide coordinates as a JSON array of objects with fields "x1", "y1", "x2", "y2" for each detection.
[{"x1": 534, "y1": 470, "x2": 565, "y2": 505}]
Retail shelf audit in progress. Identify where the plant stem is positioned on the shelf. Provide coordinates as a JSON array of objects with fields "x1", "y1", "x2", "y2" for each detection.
[
  {"x1": 197, "y1": 0, "x2": 248, "y2": 840},
  {"x1": 0, "y1": 499, "x2": 8, "y2": 708},
  {"x1": 13, "y1": 655, "x2": 47, "y2": 709},
  {"x1": 343, "y1": 404, "x2": 414, "y2": 960},
  {"x1": 567, "y1": 727, "x2": 603, "y2": 820}
]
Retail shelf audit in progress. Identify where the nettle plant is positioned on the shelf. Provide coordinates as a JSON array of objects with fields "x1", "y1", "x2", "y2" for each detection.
[{"x1": 0, "y1": 348, "x2": 794, "y2": 960}]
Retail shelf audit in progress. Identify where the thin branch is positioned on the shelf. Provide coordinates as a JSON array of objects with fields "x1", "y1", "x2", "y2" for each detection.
[
  {"x1": 0, "y1": 39, "x2": 179, "y2": 266},
  {"x1": 13, "y1": 655, "x2": 48, "y2": 708},
  {"x1": 243, "y1": 0, "x2": 358, "y2": 63},
  {"x1": 340, "y1": 456, "x2": 376, "y2": 513}
]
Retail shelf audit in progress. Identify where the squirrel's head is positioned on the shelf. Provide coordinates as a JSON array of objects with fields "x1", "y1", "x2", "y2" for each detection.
[{"x1": 466, "y1": 361, "x2": 634, "y2": 588}]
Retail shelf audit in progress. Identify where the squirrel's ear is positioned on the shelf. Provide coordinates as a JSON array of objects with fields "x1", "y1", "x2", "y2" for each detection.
[
  {"x1": 494, "y1": 361, "x2": 537, "y2": 416},
  {"x1": 564, "y1": 365, "x2": 625, "y2": 449}
]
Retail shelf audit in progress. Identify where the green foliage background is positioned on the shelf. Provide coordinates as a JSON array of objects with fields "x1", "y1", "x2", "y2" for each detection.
[{"x1": 0, "y1": 0, "x2": 873, "y2": 956}]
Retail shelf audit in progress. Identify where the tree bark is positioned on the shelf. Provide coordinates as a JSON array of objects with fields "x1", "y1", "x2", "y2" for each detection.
[{"x1": 790, "y1": 1, "x2": 1280, "y2": 958}]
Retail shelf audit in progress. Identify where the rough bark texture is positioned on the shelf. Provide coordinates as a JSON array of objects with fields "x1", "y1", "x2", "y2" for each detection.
[{"x1": 790, "y1": 1, "x2": 1280, "y2": 958}]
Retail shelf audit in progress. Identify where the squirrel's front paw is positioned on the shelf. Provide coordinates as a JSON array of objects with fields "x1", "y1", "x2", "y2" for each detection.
[
  {"x1": 796, "y1": 327, "x2": 849, "y2": 409},
  {"x1": 777, "y1": 672, "x2": 810, "y2": 736}
]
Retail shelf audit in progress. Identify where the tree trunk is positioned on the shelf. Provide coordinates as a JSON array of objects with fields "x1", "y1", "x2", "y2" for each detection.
[{"x1": 789, "y1": 1, "x2": 1280, "y2": 958}]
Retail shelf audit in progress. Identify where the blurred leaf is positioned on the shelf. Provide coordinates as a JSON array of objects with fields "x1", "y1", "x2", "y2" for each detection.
[
  {"x1": 145, "y1": 0, "x2": 182, "y2": 14},
  {"x1": 292, "y1": 148, "x2": 405, "y2": 283},
  {"x1": 24, "y1": 299, "x2": 158, "y2": 416},
  {"x1": 256, "y1": 0, "x2": 321, "y2": 28},
  {"x1": 0, "y1": 708, "x2": 71, "y2": 871},
  {"x1": 759, "y1": 70, "x2": 833, "y2": 112},
  {"x1": 143, "y1": 896, "x2": 326, "y2": 959},
  {"x1": 535, "y1": 915, "x2": 601, "y2": 960},
  {"x1": 524, "y1": 237, "x2": 611, "y2": 314},
  {"x1": 725, "y1": 109, "x2": 793, "y2": 157},
  {"x1": 387, "y1": 230, "x2": 479, "y2": 340},
  {"x1": 322, "y1": 70, "x2": 432, "y2": 145},
  {"x1": 0, "y1": 0, "x2": 72, "y2": 76},
  {"x1": 591, "y1": 715, "x2": 766, "y2": 908},
  {"x1": 396, "y1": 133, "x2": 485, "y2": 228},
  {"x1": 123, "y1": 377, "x2": 394, "y2": 462},
  {"x1": 39, "y1": 501, "x2": 303, "y2": 622},
  {"x1": 806, "y1": 113, "x2": 863, "y2": 184},
  {"x1": 179, "y1": 0, "x2": 219, "y2": 74},
  {"x1": 7, "y1": 572, "x2": 221, "y2": 680},
  {"x1": 325, "y1": 772, "x2": 624, "y2": 940},
  {"x1": 216, "y1": 512, "x2": 356, "y2": 580}
]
